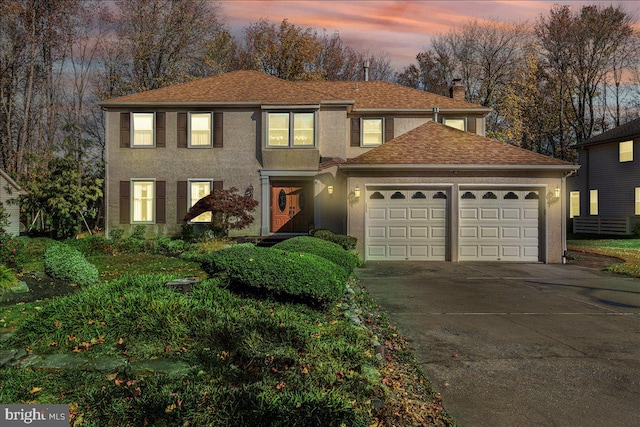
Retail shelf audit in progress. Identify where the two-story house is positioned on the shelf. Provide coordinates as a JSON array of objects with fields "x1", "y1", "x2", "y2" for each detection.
[
  {"x1": 569, "y1": 117, "x2": 640, "y2": 235},
  {"x1": 100, "y1": 70, "x2": 577, "y2": 262}
]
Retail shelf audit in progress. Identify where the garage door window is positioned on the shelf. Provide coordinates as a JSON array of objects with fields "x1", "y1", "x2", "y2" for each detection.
[
  {"x1": 369, "y1": 191, "x2": 384, "y2": 200},
  {"x1": 391, "y1": 191, "x2": 405, "y2": 199},
  {"x1": 434, "y1": 191, "x2": 447, "y2": 199},
  {"x1": 461, "y1": 191, "x2": 476, "y2": 199},
  {"x1": 412, "y1": 191, "x2": 426, "y2": 199},
  {"x1": 504, "y1": 192, "x2": 519, "y2": 199},
  {"x1": 483, "y1": 192, "x2": 497, "y2": 199}
]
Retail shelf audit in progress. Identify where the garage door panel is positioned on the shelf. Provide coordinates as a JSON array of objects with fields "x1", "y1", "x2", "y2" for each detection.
[
  {"x1": 502, "y1": 227, "x2": 520, "y2": 238},
  {"x1": 366, "y1": 189, "x2": 448, "y2": 261},
  {"x1": 480, "y1": 227, "x2": 499, "y2": 238},
  {"x1": 388, "y1": 208, "x2": 407, "y2": 219},
  {"x1": 480, "y1": 208, "x2": 499, "y2": 220},
  {"x1": 460, "y1": 208, "x2": 478, "y2": 219},
  {"x1": 369, "y1": 208, "x2": 386, "y2": 219},
  {"x1": 460, "y1": 189, "x2": 540, "y2": 262},
  {"x1": 388, "y1": 227, "x2": 407, "y2": 238}
]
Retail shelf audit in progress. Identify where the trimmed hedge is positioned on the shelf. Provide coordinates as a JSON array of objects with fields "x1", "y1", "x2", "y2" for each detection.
[
  {"x1": 310, "y1": 229, "x2": 357, "y2": 251},
  {"x1": 195, "y1": 244, "x2": 347, "y2": 306},
  {"x1": 44, "y1": 242, "x2": 99, "y2": 286},
  {"x1": 273, "y1": 236, "x2": 360, "y2": 275}
]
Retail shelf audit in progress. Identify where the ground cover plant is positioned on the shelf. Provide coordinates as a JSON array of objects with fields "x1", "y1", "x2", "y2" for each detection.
[
  {"x1": 43, "y1": 242, "x2": 99, "y2": 286},
  {"x1": 0, "y1": 236, "x2": 456, "y2": 426},
  {"x1": 567, "y1": 238, "x2": 640, "y2": 277}
]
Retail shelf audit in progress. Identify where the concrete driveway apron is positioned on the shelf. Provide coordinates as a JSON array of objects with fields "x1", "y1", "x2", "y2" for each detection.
[{"x1": 356, "y1": 262, "x2": 640, "y2": 427}]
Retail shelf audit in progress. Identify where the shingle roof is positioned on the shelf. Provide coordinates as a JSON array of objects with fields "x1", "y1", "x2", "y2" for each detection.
[
  {"x1": 574, "y1": 117, "x2": 640, "y2": 148},
  {"x1": 100, "y1": 71, "x2": 338, "y2": 106},
  {"x1": 343, "y1": 121, "x2": 575, "y2": 168},
  {"x1": 298, "y1": 80, "x2": 486, "y2": 111},
  {"x1": 99, "y1": 70, "x2": 490, "y2": 113}
]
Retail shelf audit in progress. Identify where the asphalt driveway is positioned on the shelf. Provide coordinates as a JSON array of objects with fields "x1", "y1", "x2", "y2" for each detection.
[{"x1": 356, "y1": 261, "x2": 640, "y2": 427}]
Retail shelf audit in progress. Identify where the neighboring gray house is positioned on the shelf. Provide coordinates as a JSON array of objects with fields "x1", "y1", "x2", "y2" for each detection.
[
  {"x1": 569, "y1": 117, "x2": 640, "y2": 234},
  {"x1": 100, "y1": 70, "x2": 577, "y2": 262},
  {"x1": 0, "y1": 169, "x2": 23, "y2": 236}
]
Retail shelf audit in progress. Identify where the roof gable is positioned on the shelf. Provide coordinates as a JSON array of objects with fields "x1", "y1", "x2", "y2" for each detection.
[
  {"x1": 343, "y1": 121, "x2": 575, "y2": 168},
  {"x1": 574, "y1": 117, "x2": 640, "y2": 147}
]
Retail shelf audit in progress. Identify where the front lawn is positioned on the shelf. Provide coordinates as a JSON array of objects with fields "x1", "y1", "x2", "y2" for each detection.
[
  {"x1": 0, "y1": 236, "x2": 454, "y2": 426},
  {"x1": 567, "y1": 238, "x2": 640, "y2": 277}
]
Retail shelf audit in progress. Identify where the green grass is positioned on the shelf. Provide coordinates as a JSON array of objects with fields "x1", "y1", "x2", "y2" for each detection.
[{"x1": 567, "y1": 238, "x2": 640, "y2": 277}]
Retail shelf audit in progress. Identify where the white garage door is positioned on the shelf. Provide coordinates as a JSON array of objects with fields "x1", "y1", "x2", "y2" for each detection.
[
  {"x1": 366, "y1": 189, "x2": 448, "y2": 261},
  {"x1": 459, "y1": 190, "x2": 540, "y2": 261}
]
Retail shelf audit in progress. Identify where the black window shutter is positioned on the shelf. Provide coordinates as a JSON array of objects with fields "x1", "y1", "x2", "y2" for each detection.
[
  {"x1": 177, "y1": 181, "x2": 187, "y2": 223},
  {"x1": 350, "y1": 118, "x2": 360, "y2": 147},
  {"x1": 177, "y1": 113, "x2": 187, "y2": 148},
  {"x1": 156, "y1": 112, "x2": 166, "y2": 148},
  {"x1": 156, "y1": 181, "x2": 166, "y2": 223},
  {"x1": 213, "y1": 112, "x2": 223, "y2": 148},
  {"x1": 120, "y1": 113, "x2": 130, "y2": 148},
  {"x1": 213, "y1": 181, "x2": 223, "y2": 191},
  {"x1": 119, "y1": 181, "x2": 130, "y2": 224},
  {"x1": 384, "y1": 117, "x2": 394, "y2": 142}
]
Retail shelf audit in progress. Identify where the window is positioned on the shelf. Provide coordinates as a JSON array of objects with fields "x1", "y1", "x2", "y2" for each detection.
[
  {"x1": 132, "y1": 181, "x2": 155, "y2": 223},
  {"x1": 443, "y1": 118, "x2": 466, "y2": 131},
  {"x1": 570, "y1": 191, "x2": 580, "y2": 218},
  {"x1": 267, "y1": 112, "x2": 315, "y2": 147},
  {"x1": 635, "y1": 188, "x2": 640, "y2": 215},
  {"x1": 620, "y1": 140, "x2": 633, "y2": 162},
  {"x1": 362, "y1": 118, "x2": 383, "y2": 146},
  {"x1": 132, "y1": 113, "x2": 154, "y2": 146},
  {"x1": 189, "y1": 180, "x2": 212, "y2": 222},
  {"x1": 190, "y1": 113, "x2": 211, "y2": 147},
  {"x1": 590, "y1": 189, "x2": 598, "y2": 215}
]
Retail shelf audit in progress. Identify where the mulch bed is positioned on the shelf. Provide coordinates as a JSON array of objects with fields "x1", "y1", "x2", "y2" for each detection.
[
  {"x1": 1, "y1": 273, "x2": 79, "y2": 305},
  {"x1": 565, "y1": 250, "x2": 624, "y2": 270}
]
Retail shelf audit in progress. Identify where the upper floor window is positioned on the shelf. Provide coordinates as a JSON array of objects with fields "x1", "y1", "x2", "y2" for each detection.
[
  {"x1": 362, "y1": 118, "x2": 383, "y2": 146},
  {"x1": 190, "y1": 113, "x2": 211, "y2": 147},
  {"x1": 443, "y1": 117, "x2": 466, "y2": 131},
  {"x1": 132, "y1": 180, "x2": 155, "y2": 223},
  {"x1": 619, "y1": 140, "x2": 633, "y2": 162},
  {"x1": 589, "y1": 189, "x2": 598, "y2": 215},
  {"x1": 570, "y1": 191, "x2": 580, "y2": 218},
  {"x1": 132, "y1": 113, "x2": 154, "y2": 147},
  {"x1": 267, "y1": 112, "x2": 315, "y2": 147}
]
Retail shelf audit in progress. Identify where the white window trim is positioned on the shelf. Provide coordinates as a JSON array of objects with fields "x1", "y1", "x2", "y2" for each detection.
[
  {"x1": 131, "y1": 112, "x2": 155, "y2": 148},
  {"x1": 570, "y1": 191, "x2": 580, "y2": 219},
  {"x1": 266, "y1": 111, "x2": 316, "y2": 148},
  {"x1": 188, "y1": 112, "x2": 213, "y2": 148},
  {"x1": 131, "y1": 179, "x2": 156, "y2": 224},
  {"x1": 619, "y1": 140, "x2": 633, "y2": 162},
  {"x1": 443, "y1": 117, "x2": 467, "y2": 131},
  {"x1": 361, "y1": 118, "x2": 384, "y2": 147},
  {"x1": 188, "y1": 179, "x2": 214, "y2": 223},
  {"x1": 589, "y1": 189, "x2": 598, "y2": 216}
]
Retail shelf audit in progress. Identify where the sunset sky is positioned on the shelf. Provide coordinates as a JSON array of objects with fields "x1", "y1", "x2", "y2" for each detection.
[{"x1": 218, "y1": 0, "x2": 640, "y2": 67}]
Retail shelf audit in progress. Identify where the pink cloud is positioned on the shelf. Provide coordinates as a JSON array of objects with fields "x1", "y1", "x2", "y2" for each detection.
[{"x1": 220, "y1": 1, "x2": 640, "y2": 67}]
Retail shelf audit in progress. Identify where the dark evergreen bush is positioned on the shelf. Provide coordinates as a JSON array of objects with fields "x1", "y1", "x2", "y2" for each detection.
[
  {"x1": 44, "y1": 242, "x2": 99, "y2": 286},
  {"x1": 273, "y1": 236, "x2": 359, "y2": 275},
  {"x1": 310, "y1": 229, "x2": 358, "y2": 251},
  {"x1": 196, "y1": 244, "x2": 347, "y2": 306}
]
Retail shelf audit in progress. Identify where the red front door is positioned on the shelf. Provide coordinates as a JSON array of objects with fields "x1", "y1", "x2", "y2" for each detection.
[{"x1": 271, "y1": 182, "x2": 313, "y2": 233}]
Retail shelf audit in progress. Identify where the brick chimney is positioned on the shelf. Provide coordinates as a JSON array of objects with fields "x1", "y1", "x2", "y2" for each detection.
[{"x1": 449, "y1": 79, "x2": 465, "y2": 101}]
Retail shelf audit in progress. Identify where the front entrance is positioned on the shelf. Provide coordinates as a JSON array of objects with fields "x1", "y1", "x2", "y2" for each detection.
[{"x1": 270, "y1": 182, "x2": 314, "y2": 233}]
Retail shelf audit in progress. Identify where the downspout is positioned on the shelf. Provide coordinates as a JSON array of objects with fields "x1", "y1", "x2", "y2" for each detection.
[
  {"x1": 432, "y1": 107, "x2": 439, "y2": 123},
  {"x1": 561, "y1": 169, "x2": 578, "y2": 263}
]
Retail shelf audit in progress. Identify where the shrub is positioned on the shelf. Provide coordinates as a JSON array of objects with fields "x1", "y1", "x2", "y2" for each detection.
[
  {"x1": 0, "y1": 264, "x2": 18, "y2": 290},
  {"x1": 311, "y1": 229, "x2": 358, "y2": 251},
  {"x1": 109, "y1": 229, "x2": 124, "y2": 240},
  {"x1": 65, "y1": 235, "x2": 113, "y2": 256},
  {"x1": 0, "y1": 234, "x2": 25, "y2": 271},
  {"x1": 131, "y1": 225, "x2": 147, "y2": 240},
  {"x1": 156, "y1": 237, "x2": 189, "y2": 256},
  {"x1": 273, "y1": 236, "x2": 360, "y2": 275},
  {"x1": 44, "y1": 242, "x2": 99, "y2": 286},
  {"x1": 196, "y1": 244, "x2": 347, "y2": 306}
]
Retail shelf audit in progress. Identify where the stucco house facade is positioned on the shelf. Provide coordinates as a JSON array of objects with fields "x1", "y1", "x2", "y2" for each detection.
[
  {"x1": 568, "y1": 117, "x2": 640, "y2": 235},
  {"x1": 100, "y1": 70, "x2": 577, "y2": 262},
  {"x1": 0, "y1": 169, "x2": 23, "y2": 236}
]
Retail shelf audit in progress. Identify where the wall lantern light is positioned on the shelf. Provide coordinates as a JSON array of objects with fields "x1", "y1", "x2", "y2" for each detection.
[
  {"x1": 354, "y1": 186, "x2": 361, "y2": 199},
  {"x1": 327, "y1": 185, "x2": 334, "y2": 195},
  {"x1": 554, "y1": 187, "x2": 561, "y2": 198}
]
